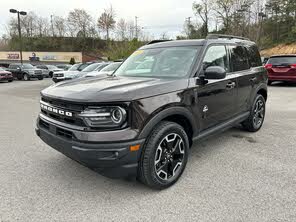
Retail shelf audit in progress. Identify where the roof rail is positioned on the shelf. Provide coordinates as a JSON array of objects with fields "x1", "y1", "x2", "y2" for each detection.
[
  {"x1": 147, "y1": 40, "x2": 172, "y2": 45},
  {"x1": 206, "y1": 34, "x2": 250, "y2": 41}
]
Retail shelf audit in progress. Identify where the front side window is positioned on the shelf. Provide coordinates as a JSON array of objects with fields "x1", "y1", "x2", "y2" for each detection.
[
  {"x1": 202, "y1": 45, "x2": 229, "y2": 72},
  {"x1": 229, "y1": 45, "x2": 250, "y2": 72},
  {"x1": 115, "y1": 46, "x2": 200, "y2": 78}
]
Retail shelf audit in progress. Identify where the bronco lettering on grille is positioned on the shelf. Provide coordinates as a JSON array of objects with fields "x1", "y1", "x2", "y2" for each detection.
[{"x1": 40, "y1": 103, "x2": 73, "y2": 117}]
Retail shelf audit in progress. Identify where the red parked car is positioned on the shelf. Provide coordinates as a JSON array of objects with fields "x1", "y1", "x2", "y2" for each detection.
[
  {"x1": 0, "y1": 67, "x2": 13, "y2": 83},
  {"x1": 265, "y1": 55, "x2": 296, "y2": 85}
]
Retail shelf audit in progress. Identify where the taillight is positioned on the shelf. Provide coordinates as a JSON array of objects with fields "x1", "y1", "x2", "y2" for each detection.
[
  {"x1": 264, "y1": 64, "x2": 272, "y2": 69},
  {"x1": 290, "y1": 64, "x2": 296, "y2": 68}
]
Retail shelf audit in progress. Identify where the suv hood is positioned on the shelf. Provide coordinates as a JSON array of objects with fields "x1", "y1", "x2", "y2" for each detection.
[{"x1": 41, "y1": 76, "x2": 189, "y2": 102}]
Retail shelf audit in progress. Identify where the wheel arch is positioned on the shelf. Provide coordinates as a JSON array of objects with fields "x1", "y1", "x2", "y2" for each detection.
[
  {"x1": 138, "y1": 106, "x2": 198, "y2": 146},
  {"x1": 257, "y1": 88, "x2": 267, "y2": 102}
]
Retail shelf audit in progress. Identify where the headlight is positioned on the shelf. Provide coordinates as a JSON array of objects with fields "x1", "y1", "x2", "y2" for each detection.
[{"x1": 79, "y1": 106, "x2": 127, "y2": 128}]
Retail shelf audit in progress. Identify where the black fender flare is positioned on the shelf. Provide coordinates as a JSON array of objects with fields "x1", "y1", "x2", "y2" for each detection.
[
  {"x1": 252, "y1": 83, "x2": 267, "y2": 101},
  {"x1": 248, "y1": 83, "x2": 267, "y2": 111},
  {"x1": 137, "y1": 106, "x2": 199, "y2": 140}
]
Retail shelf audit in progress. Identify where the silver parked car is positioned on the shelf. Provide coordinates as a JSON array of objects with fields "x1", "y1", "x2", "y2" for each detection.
[
  {"x1": 35, "y1": 65, "x2": 63, "y2": 78},
  {"x1": 84, "y1": 62, "x2": 122, "y2": 77}
]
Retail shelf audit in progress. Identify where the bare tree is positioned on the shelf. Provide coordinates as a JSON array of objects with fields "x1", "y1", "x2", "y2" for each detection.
[
  {"x1": 21, "y1": 11, "x2": 38, "y2": 37},
  {"x1": 160, "y1": 32, "x2": 169, "y2": 40},
  {"x1": 67, "y1": 9, "x2": 93, "y2": 37},
  {"x1": 213, "y1": 0, "x2": 235, "y2": 33},
  {"x1": 193, "y1": 0, "x2": 211, "y2": 36},
  {"x1": 36, "y1": 17, "x2": 49, "y2": 37},
  {"x1": 127, "y1": 20, "x2": 135, "y2": 40},
  {"x1": 116, "y1": 18, "x2": 128, "y2": 40},
  {"x1": 97, "y1": 6, "x2": 116, "y2": 40},
  {"x1": 54, "y1": 16, "x2": 67, "y2": 37}
]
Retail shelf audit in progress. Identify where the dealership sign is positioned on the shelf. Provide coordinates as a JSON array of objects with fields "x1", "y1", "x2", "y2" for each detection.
[
  {"x1": 7, "y1": 53, "x2": 20, "y2": 59},
  {"x1": 0, "y1": 51, "x2": 82, "y2": 62}
]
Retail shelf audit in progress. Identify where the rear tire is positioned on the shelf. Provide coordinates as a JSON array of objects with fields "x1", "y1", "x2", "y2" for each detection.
[
  {"x1": 137, "y1": 121, "x2": 189, "y2": 189},
  {"x1": 23, "y1": 74, "x2": 30, "y2": 81},
  {"x1": 242, "y1": 94, "x2": 266, "y2": 132},
  {"x1": 8, "y1": 80, "x2": 13, "y2": 82},
  {"x1": 49, "y1": 72, "x2": 53, "y2": 78}
]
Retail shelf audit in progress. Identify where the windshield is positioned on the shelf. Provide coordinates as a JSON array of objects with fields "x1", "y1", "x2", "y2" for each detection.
[
  {"x1": 68, "y1": 64, "x2": 80, "y2": 71},
  {"x1": 101, "y1": 63, "x2": 122, "y2": 72},
  {"x1": 21, "y1": 64, "x2": 34, "y2": 69},
  {"x1": 114, "y1": 46, "x2": 200, "y2": 78},
  {"x1": 47, "y1": 65, "x2": 58, "y2": 69},
  {"x1": 268, "y1": 57, "x2": 296, "y2": 65},
  {"x1": 0, "y1": 67, "x2": 4, "y2": 71},
  {"x1": 82, "y1": 63, "x2": 101, "y2": 72},
  {"x1": 95, "y1": 63, "x2": 109, "y2": 71}
]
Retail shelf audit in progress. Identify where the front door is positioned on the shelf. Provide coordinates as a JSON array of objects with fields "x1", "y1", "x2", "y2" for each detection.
[{"x1": 194, "y1": 45, "x2": 238, "y2": 131}]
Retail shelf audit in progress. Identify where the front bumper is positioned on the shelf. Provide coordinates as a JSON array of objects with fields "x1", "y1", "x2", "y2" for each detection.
[
  {"x1": 29, "y1": 74, "x2": 43, "y2": 78},
  {"x1": 0, "y1": 76, "x2": 13, "y2": 81},
  {"x1": 52, "y1": 77, "x2": 72, "y2": 83},
  {"x1": 36, "y1": 115, "x2": 145, "y2": 178}
]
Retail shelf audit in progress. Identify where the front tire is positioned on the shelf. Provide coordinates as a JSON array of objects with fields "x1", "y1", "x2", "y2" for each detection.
[
  {"x1": 38, "y1": 76, "x2": 44, "y2": 80},
  {"x1": 23, "y1": 74, "x2": 30, "y2": 81},
  {"x1": 138, "y1": 121, "x2": 189, "y2": 189},
  {"x1": 267, "y1": 80, "x2": 272, "y2": 86},
  {"x1": 242, "y1": 94, "x2": 266, "y2": 132}
]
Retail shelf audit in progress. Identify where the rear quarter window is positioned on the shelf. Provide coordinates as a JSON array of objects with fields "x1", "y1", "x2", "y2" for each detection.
[{"x1": 247, "y1": 45, "x2": 262, "y2": 67}]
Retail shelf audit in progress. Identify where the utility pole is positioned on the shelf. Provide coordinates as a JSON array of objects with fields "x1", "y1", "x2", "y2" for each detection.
[
  {"x1": 135, "y1": 16, "x2": 139, "y2": 39},
  {"x1": 51, "y1": 15, "x2": 55, "y2": 37},
  {"x1": 9, "y1": 9, "x2": 27, "y2": 64},
  {"x1": 186, "y1": 17, "x2": 192, "y2": 25}
]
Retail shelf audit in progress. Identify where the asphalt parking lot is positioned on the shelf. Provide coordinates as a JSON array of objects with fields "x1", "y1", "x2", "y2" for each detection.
[{"x1": 1, "y1": 79, "x2": 296, "y2": 221}]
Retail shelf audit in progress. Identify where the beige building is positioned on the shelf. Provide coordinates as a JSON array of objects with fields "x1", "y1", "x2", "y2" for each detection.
[{"x1": 0, "y1": 51, "x2": 83, "y2": 64}]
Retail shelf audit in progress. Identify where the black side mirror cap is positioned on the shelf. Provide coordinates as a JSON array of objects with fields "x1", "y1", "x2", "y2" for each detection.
[{"x1": 204, "y1": 66, "x2": 226, "y2": 80}]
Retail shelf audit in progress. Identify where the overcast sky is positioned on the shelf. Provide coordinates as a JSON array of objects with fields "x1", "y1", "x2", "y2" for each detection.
[{"x1": 0, "y1": 0, "x2": 198, "y2": 38}]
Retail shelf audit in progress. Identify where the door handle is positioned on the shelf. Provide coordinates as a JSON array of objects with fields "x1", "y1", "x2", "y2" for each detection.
[
  {"x1": 226, "y1": 82, "x2": 236, "y2": 89},
  {"x1": 250, "y1": 77, "x2": 257, "y2": 82}
]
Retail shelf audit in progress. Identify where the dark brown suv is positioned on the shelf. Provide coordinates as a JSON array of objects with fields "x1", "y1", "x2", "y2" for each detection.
[{"x1": 36, "y1": 35, "x2": 268, "y2": 189}]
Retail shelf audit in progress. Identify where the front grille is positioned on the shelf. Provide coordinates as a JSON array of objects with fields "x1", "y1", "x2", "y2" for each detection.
[
  {"x1": 34, "y1": 70, "x2": 42, "y2": 75},
  {"x1": 53, "y1": 73, "x2": 64, "y2": 77},
  {"x1": 0, "y1": 74, "x2": 5, "y2": 77},
  {"x1": 39, "y1": 119, "x2": 50, "y2": 129},
  {"x1": 57, "y1": 128, "x2": 73, "y2": 139},
  {"x1": 39, "y1": 119, "x2": 73, "y2": 140},
  {"x1": 41, "y1": 97, "x2": 86, "y2": 127}
]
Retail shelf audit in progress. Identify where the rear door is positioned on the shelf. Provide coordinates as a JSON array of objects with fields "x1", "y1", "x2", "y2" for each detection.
[
  {"x1": 228, "y1": 44, "x2": 262, "y2": 114},
  {"x1": 196, "y1": 44, "x2": 238, "y2": 130}
]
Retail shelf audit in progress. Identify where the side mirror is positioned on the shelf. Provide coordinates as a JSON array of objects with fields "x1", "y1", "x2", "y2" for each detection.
[{"x1": 204, "y1": 66, "x2": 226, "y2": 80}]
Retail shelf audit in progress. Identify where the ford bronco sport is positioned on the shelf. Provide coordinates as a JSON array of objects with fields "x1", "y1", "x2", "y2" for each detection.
[{"x1": 36, "y1": 35, "x2": 268, "y2": 189}]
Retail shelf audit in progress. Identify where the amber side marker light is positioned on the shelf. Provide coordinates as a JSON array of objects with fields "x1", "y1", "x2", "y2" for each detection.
[{"x1": 130, "y1": 144, "x2": 140, "y2": 152}]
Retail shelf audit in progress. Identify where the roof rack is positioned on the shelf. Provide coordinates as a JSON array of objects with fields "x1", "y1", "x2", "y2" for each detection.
[
  {"x1": 147, "y1": 40, "x2": 172, "y2": 45},
  {"x1": 206, "y1": 34, "x2": 250, "y2": 41}
]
